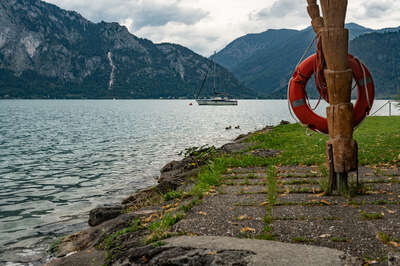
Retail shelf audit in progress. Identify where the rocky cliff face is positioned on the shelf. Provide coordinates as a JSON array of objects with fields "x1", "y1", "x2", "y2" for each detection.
[{"x1": 0, "y1": 0, "x2": 252, "y2": 99}]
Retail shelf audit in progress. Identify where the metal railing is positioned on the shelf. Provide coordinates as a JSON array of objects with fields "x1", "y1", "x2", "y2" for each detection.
[{"x1": 370, "y1": 100, "x2": 400, "y2": 116}]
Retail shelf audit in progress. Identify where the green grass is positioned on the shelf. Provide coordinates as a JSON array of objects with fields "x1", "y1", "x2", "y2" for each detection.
[
  {"x1": 163, "y1": 191, "x2": 183, "y2": 201},
  {"x1": 280, "y1": 179, "x2": 319, "y2": 185},
  {"x1": 246, "y1": 117, "x2": 400, "y2": 166},
  {"x1": 354, "y1": 116, "x2": 400, "y2": 165},
  {"x1": 376, "y1": 232, "x2": 390, "y2": 244},
  {"x1": 267, "y1": 166, "x2": 277, "y2": 205},
  {"x1": 190, "y1": 159, "x2": 226, "y2": 198},
  {"x1": 247, "y1": 173, "x2": 259, "y2": 179},
  {"x1": 376, "y1": 232, "x2": 400, "y2": 245},
  {"x1": 255, "y1": 166, "x2": 278, "y2": 241},
  {"x1": 241, "y1": 177, "x2": 250, "y2": 185},
  {"x1": 360, "y1": 211, "x2": 384, "y2": 220},
  {"x1": 147, "y1": 213, "x2": 184, "y2": 243},
  {"x1": 331, "y1": 237, "x2": 350, "y2": 242},
  {"x1": 248, "y1": 123, "x2": 328, "y2": 165},
  {"x1": 181, "y1": 199, "x2": 201, "y2": 213},
  {"x1": 151, "y1": 240, "x2": 167, "y2": 248},
  {"x1": 148, "y1": 213, "x2": 183, "y2": 232},
  {"x1": 102, "y1": 219, "x2": 142, "y2": 262}
]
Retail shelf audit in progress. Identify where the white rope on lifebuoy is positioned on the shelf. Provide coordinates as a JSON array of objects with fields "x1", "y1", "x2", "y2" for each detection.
[{"x1": 354, "y1": 57, "x2": 372, "y2": 111}]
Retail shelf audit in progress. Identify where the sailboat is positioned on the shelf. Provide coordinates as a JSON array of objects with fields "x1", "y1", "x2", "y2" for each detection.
[{"x1": 195, "y1": 52, "x2": 238, "y2": 106}]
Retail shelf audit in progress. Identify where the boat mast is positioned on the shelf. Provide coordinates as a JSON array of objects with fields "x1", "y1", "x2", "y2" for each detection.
[{"x1": 213, "y1": 51, "x2": 216, "y2": 95}]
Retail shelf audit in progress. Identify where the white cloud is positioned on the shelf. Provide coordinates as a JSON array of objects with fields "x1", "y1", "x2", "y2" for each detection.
[{"x1": 43, "y1": 0, "x2": 400, "y2": 56}]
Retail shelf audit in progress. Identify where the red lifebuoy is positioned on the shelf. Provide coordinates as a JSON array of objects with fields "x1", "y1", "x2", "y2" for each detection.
[{"x1": 289, "y1": 54, "x2": 375, "y2": 134}]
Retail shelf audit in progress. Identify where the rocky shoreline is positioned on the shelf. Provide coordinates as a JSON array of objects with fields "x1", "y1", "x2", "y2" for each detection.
[
  {"x1": 44, "y1": 125, "x2": 275, "y2": 265},
  {"x1": 45, "y1": 122, "x2": 400, "y2": 266}
]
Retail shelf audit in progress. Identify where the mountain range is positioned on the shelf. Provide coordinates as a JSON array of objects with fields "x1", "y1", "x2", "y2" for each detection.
[
  {"x1": 0, "y1": 0, "x2": 253, "y2": 99},
  {"x1": 1, "y1": 0, "x2": 399, "y2": 99},
  {"x1": 213, "y1": 23, "x2": 400, "y2": 99}
]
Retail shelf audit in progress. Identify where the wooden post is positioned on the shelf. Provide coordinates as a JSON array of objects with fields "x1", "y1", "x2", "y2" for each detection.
[{"x1": 306, "y1": 0, "x2": 357, "y2": 194}]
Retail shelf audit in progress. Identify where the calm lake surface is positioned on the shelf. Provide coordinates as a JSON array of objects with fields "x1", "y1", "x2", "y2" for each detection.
[{"x1": 0, "y1": 99, "x2": 397, "y2": 264}]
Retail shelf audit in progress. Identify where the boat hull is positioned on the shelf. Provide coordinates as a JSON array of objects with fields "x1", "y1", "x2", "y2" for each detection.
[{"x1": 196, "y1": 99, "x2": 238, "y2": 106}]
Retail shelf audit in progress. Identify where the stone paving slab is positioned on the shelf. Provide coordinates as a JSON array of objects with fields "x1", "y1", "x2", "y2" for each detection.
[
  {"x1": 164, "y1": 236, "x2": 361, "y2": 266},
  {"x1": 272, "y1": 219, "x2": 392, "y2": 260},
  {"x1": 227, "y1": 167, "x2": 268, "y2": 174},
  {"x1": 222, "y1": 172, "x2": 266, "y2": 178},
  {"x1": 223, "y1": 178, "x2": 266, "y2": 185},
  {"x1": 222, "y1": 185, "x2": 267, "y2": 194}
]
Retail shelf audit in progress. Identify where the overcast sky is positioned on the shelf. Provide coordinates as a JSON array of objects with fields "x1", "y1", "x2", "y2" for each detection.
[{"x1": 43, "y1": 0, "x2": 400, "y2": 56}]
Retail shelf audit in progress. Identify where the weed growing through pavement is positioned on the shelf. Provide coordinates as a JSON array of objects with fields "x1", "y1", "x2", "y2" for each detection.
[{"x1": 360, "y1": 211, "x2": 384, "y2": 220}]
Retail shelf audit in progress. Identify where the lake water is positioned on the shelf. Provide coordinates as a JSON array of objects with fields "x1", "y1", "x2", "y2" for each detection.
[{"x1": 0, "y1": 99, "x2": 397, "y2": 265}]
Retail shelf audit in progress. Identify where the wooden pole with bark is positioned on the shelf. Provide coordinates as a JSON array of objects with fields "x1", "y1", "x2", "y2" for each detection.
[{"x1": 306, "y1": 0, "x2": 357, "y2": 194}]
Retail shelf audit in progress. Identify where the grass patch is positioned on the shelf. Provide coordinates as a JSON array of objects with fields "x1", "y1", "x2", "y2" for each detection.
[
  {"x1": 255, "y1": 232, "x2": 275, "y2": 241},
  {"x1": 370, "y1": 200, "x2": 400, "y2": 205},
  {"x1": 151, "y1": 240, "x2": 167, "y2": 248},
  {"x1": 163, "y1": 191, "x2": 183, "y2": 201},
  {"x1": 347, "y1": 182, "x2": 368, "y2": 197},
  {"x1": 377, "y1": 232, "x2": 390, "y2": 244},
  {"x1": 354, "y1": 117, "x2": 400, "y2": 165},
  {"x1": 103, "y1": 219, "x2": 141, "y2": 249},
  {"x1": 248, "y1": 123, "x2": 328, "y2": 166},
  {"x1": 267, "y1": 166, "x2": 277, "y2": 205},
  {"x1": 246, "y1": 117, "x2": 400, "y2": 166},
  {"x1": 376, "y1": 232, "x2": 400, "y2": 245},
  {"x1": 254, "y1": 166, "x2": 279, "y2": 241},
  {"x1": 360, "y1": 211, "x2": 384, "y2": 220},
  {"x1": 331, "y1": 237, "x2": 350, "y2": 242},
  {"x1": 247, "y1": 173, "x2": 259, "y2": 179},
  {"x1": 147, "y1": 213, "x2": 183, "y2": 243},
  {"x1": 102, "y1": 219, "x2": 142, "y2": 262},
  {"x1": 190, "y1": 159, "x2": 226, "y2": 198},
  {"x1": 280, "y1": 179, "x2": 319, "y2": 185},
  {"x1": 285, "y1": 187, "x2": 323, "y2": 194},
  {"x1": 241, "y1": 177, "x2": 250, "y2": 185},
  {"x1": 181, "y1": 199, "x2": 201, "y2": 213}
]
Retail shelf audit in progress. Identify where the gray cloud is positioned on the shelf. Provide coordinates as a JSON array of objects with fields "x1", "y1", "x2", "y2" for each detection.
[
  {"x1": 250, "y1": 0, "x2": 304, "y2": 20},
  {"x1": 361, "y1": 0, "x2": 391, "y2": 18},
  {"x1": 132, "y1": 4, "x2": 208, "y2": 29},
  {"x1": 43, "y1": 0, "x2": 400, "y2": 56},
  {"x1": 45, "y1": 0, "x2": 208, "y2": 30}
]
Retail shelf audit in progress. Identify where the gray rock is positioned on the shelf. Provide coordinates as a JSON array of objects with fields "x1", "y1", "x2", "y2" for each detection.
[
  {"x1": 116, "y1": 245, "x2": 254, "y2": 266},
  {"x1": 158, "y1": 167, "x2": 201, "y2": 193},
  {"x1": 88, "y1": 205, "x2": 123, "y2": 227},
  {"x1": 55, "y1": 212, "x2": 142, "y2": 257},
  {"x1": 221, "y1": 142, "x2": 256, "y2": 153},
  {"x1": 160, "y1": 236, "x2": 361, "y2": 266},
  {"x1": 121, "y1": 187, "x2": 157, "y2": 206},
  {"x1": 45, "y1": 248, "x2": 105, "y2": 266}
]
